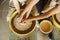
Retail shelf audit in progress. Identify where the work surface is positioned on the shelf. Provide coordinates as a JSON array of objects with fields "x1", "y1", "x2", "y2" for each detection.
[{"x1": 0, "y1": 0, "x2": 52, "y2": 40}]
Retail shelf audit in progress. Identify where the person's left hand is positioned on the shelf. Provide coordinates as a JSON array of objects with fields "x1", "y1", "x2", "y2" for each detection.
[{"x1": 17, "y1": 0, "x2": 39, "y2": 23}]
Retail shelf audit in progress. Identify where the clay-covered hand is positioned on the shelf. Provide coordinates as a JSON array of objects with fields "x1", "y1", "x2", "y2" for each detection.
[{"x1": 17, "y1": 0, "x2": 39, "y2": 23}]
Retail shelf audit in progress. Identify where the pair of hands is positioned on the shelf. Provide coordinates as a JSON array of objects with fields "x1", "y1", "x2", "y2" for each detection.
[
  {"x1": 13, "y1": 0, "x2": 60, "y2": 24},
  {"x1": 13, "y1": 0, "x2": 39, "y2": 24}
]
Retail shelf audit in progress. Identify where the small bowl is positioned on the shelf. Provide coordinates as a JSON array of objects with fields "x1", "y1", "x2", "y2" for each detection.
[{"x1": 40, "y1": 20, "x2": 53, "y2": 34}]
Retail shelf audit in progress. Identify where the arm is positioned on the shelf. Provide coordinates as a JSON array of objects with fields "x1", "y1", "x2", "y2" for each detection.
[
  {"x1": 13, "y1": 0, "x2": 20, "y2": 14},
  {"x1": 23, "y1": 5, "x2": 60, "y2": 22}
]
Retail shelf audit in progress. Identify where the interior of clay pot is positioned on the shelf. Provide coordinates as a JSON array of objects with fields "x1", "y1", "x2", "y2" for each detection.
[{"x1": 10, "y1": 13, "x2": 36, "y2": 34}]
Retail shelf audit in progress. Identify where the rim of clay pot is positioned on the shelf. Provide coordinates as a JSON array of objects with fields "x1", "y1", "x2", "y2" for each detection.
[{"x1": 52, "y1": 15, "x2": 60, "y2": 28}]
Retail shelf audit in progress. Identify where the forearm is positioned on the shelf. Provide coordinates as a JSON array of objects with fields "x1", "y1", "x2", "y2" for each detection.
[
  {"x1": 13, "y1": 0, "x2": 20, "y2": 14},
  {"x1": 23, "y1": 5, "x2": 60, "y2": 22}
]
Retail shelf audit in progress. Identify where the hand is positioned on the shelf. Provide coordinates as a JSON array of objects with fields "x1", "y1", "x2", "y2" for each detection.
[{"x1": 17, "y1": 0, "x2": 39, "y2": 23}]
